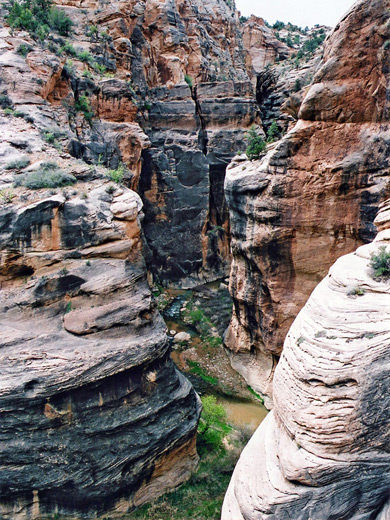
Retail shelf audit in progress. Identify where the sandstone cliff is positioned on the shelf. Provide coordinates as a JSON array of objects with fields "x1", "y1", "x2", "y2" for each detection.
[
  {"x1": 222, "y1": 197, "x2": 390, "y2": 520},
  {"x1": 224, "y1": 0, "x2": 390, "y2": 405},
  {"x1": 0, "y1": 113, "x2": 201, "y2": 518},
  {"x1": 0, "y1": 0, "x2": 264, "y2": 286}
]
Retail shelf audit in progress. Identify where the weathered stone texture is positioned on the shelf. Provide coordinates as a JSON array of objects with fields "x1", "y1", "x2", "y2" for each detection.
[
  {"x1": 222, "y1": 199, "x2": 390, "y2": 520},
  {"x1": 224, "y1": 0, "x2": 390, "y2": 405},
  {"x1": 0, "y1": 173, "x2": 200, "y2": 518}
]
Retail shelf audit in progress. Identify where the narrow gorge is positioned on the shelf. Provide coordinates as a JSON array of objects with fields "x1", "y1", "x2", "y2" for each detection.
[{"x1": 1, "y1": 0, "x2": 390, "y2": 518}]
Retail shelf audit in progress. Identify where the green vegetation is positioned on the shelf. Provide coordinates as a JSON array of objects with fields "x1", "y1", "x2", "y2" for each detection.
[
  {"x1": 64, "y1": 301, "x2": 72, "y2": 314},
  {"x1": 0, "y1": 188, "x2": 15, "y2": 204},
  {"x1": 198, "y1": 396, "x2": 231, "y2": 453},
  {"x1": 6, "y1": 0, "x2": 73, "y2": 39},
  {"x1": 184, "y1": 74, "x2": 193, "y2": 88},
  {"x1": 0, "y1": 95, "x2": 13, "y2": 109},
  {"x1": 5, "y1": 157, "x2": 30, "y2": 170},
  {"x1": 47, "y1": 6, "x2": 73, "y2": 35},
  {"x1": 370, "y1": 246, "x2": 390, "y2": 279},
  {"x1": 75, "y1": 93, "x2": 94, "y2": 122},
  {"x1": 347, "y1": 286, "x2": 365, "y2": 297},
  {"x1": 247, "y1": 385, "x2": 264, "y2": 404},
  {"x1": 266, "y1": 120, "x2": 280, "y2": 143},
  {"x1": 17, "y1": 43, "x2": 32, "y2": 56},
  {"x1": 188, "y1": 360, "x2": 219, "y2": 386},
  {"x1": 14, "y1": 162, "x2": 76, "y2": 189},
  {"x1": 245, "y1": 125, "x2": 266, "y2": 160},
  {"x1": 273, "y1": 20, "x2": 286, "y2": 30},
  {"x1": 3, "y1": 107, "x2": 33, "y2": 123},
  {"x1": 106, "y1": 163, "x2": 126, "y2": 184},
  {"x1": 130, "y1": 395, "x2": 247, "y2": 520}
]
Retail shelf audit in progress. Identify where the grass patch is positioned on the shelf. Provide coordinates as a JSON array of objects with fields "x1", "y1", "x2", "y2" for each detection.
[
  {"x1": 0, "y1": 188, "x2": 15, "y2": 204},
  {"x1": 129, "y1": 395, "x2": 242, "y2": 520},
  {"x1": 14, "y1": 162, "x2": 76, "y2": 189},
  {"x1": 247, "y1": 385, "x2": 264, "y2": 404},
  {"x1": 188, "y1": 361, "x2": 218, "y2": 386}
]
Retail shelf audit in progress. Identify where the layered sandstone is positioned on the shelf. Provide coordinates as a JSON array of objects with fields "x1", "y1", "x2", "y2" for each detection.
[
  {"x1": 222, "y1": 198, "x2": 390, "y2": 520},
  {"x1": 224, "y1": 0, "x2": 390, "y2": 405},
  {"x1": 0, "y1": 118, "x2": 200, "y2": 518},
  {"x1": 0, "y1": 0, "x2": 263, "y2": 286}
]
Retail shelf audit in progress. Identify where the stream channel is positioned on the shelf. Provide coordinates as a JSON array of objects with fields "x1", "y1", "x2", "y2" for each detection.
[{"x1": 160, "y1": 283, "x2": 268, "y2": 434}]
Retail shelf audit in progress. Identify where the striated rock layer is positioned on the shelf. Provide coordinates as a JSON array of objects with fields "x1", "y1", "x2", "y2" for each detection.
[
  {"x1": 222, "y1": 198, "x2": 390, "y2": 520},
  {"x1": 0, "y1": 154, "x2": 200, "y2": 518},
  {"x1": 224, "y1": 0, "x2": 390, "y2": 405},
  {"x1": 0, "y1": 0, "x2": 262, "y2": 286}
]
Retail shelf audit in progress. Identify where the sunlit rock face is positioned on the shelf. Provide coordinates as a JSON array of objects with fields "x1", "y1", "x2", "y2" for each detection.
[
  {"x1": 0, "y1": 181, "x2": 200, "y2": 519},
  {"x1": 222, "y1": 198, "x2": 390, "y2": 519},
  {"x1": 224, "y1": 0, "x2": 390, "y2": 405}
]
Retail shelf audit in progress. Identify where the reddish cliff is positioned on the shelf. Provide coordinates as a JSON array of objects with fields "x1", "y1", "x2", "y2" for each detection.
[{"x1": 224, "y1": 0, "x2": 390, "y2": 406}]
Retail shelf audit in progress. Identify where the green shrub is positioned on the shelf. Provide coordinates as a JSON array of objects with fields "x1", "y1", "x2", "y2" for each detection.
[
  {"x1": 370, "y1": 246, "x2": 390, "y2": 279},
  {"x1": 5, "y1": 157, "x2": 30, "y2": 170},
  {"x1": 77, "y1": 49, "x2": 93, "y2": 64},
  {"x1": 0, "y1": 188, "x2": 15, "y2": 204},
  {"x1": 266, "y1": 120, "x2": 280, "y2": 143},
  {"x1": 106, "y1": 163, "x2": 125, "y2": 184},
  {"x1": 47, "y1": 6, "x2": 73, "y2": 35},
  {"x1": 43, "y1": 131, "x2": 56, "y2": 143},
  {"x1": 184, "y1": 74, "x2": 193, "y2": 88},
  {"x1": 6, "y1": 0, "x2": 72, "y2": 38},
  {"x1": 75, "y1": 94, "x2": 93, "y2": 121},
  {"x1": 0, "y1": 95, "x2": 13, "y2": 109},
  {"x1": 87, "y1": 24, "x2": 98, "y2": 38},
  {"x1": 14, "y1": 163, "x2": 76, "y2": 189},
  {"x1": 198, "y1": 395, "x2": 231, "y2": 454},
  {"x1": 245, "y1": 125, "x2": 266, "y2": 160},
  {"x1": 61, "y1": 41, "x2": 77, "y2": 57},
  {"x1": 92, "y1": 62, "x2": 106, "y2": 75},
  {"x1": 17, "y1": 43, "x2": 32, "y2": 56},
  {"x1": 82, "y1": 69, "x2": 92, "y2": 78},
  {"x1": 293, "y1": 78, "x2": 302, "y2": 92}
]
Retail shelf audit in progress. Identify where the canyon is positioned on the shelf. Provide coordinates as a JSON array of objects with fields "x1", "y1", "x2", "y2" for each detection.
[{"x1": 1, "y1": 0, "x2": 390, "y2": 518}]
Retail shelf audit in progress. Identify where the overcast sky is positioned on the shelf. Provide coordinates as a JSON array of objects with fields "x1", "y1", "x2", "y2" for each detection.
[{"x1": 235, "y1": 0, "x2": 357, "y2": 28}]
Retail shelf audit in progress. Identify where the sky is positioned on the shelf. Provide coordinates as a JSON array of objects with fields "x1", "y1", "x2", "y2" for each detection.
[{"x1": 235, "y1": 0, "x2": 356, "y2": 28}]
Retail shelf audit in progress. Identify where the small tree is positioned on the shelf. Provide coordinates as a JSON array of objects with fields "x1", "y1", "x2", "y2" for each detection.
[
  {"x1": 245, "y1": 125, "x2": 266, "y2": 160},
  {"x1": 370, "y1": 246, "x2": 390, "y2": 279},
  {"x1": 266, "y1": 120, "x2": 280, "y2": 143}
]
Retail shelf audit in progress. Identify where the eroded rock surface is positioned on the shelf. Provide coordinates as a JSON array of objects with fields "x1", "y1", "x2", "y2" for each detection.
[
  {"x1": 0, "y1": 0, "x2": 263, "y2": 286},
  {"x1": 224, "y1": 0, "x2": 390, "y2": 405},
  {"x1": 222, "y1": 198, "x2": 390, "y2": 520},
  {"x1": 0, "y1": 144, "x2": 200, "y2": 518}
]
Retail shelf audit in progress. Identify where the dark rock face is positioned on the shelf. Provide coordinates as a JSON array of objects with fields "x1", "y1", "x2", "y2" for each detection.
[
  {"x1": 139, "y1": 81, "x2": 260, "y2": 285},
  {"x1": 0, "y1": 186, "x2": 201, "y2": 519},
  {"x1": 224, "y1": 0, "x2": 390, "y2": 405}
]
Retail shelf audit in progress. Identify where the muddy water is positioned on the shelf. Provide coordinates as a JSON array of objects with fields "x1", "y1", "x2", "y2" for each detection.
[{"x1": 218, "y1": 396, "x2": 268, "y2": 432}]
